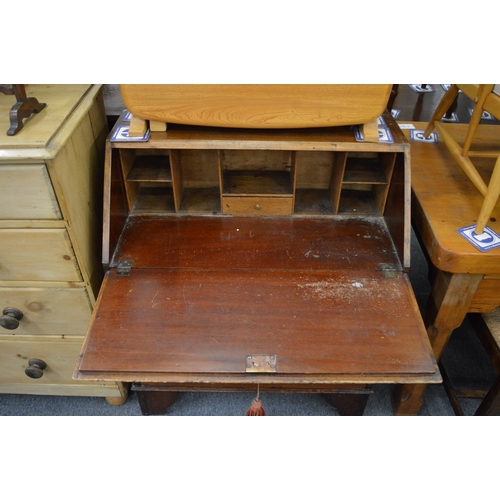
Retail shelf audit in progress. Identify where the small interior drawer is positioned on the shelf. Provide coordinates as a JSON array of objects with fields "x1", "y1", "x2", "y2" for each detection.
[{"x1": 221, "y1": 196, "x2": 294, "y2": 216}]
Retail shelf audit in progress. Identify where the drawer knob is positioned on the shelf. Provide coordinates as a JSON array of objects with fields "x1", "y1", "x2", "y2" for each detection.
[
  {"x1": 25, "y1": 358, "x2": 48, "y2": 379},
  {"x1": 255, "y1": 204, "x2": 261, "y2": 210},
  {"x1": 0, "y1": 307, "x2": 24, "y2": 330}
]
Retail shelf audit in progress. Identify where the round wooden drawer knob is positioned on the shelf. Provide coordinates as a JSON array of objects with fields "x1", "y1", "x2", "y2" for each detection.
[
  {"x1": 25, "y1": 359, "x2": 48, "y2": 379},
  {"x1": 0, "y1": 307, "x2": 24, "y2": 330}
]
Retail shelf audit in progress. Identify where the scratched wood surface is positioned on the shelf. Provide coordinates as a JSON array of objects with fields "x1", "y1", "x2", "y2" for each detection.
[
  {"x1": 110, "y1": 215, "x2": 400, "y2": 271},
  {"x1": 77, "y1": 216, "x2": 438, "y2": 382},
  {"x1": 77, "y1": 266, "x2": 436, "y2": 379}
]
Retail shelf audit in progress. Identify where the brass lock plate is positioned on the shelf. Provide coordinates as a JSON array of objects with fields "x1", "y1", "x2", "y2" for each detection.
[{"x1": 245, "y1": 354, "x2": 277, "y2": 373}]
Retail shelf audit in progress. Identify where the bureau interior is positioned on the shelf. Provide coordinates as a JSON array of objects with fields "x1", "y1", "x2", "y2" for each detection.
[{"x1": 119, "y1": 147, "x2": 398, "y2": 217}]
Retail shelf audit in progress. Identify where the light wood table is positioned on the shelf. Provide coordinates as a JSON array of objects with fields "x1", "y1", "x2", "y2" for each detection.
[{"x1": 392, "y1": 122, "x2": 500, "y2": 415}]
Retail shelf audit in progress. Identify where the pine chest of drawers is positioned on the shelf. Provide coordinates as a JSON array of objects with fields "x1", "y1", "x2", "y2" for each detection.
[{"x1": 0, "y1": 85, "x2": 127, "y2": 402}]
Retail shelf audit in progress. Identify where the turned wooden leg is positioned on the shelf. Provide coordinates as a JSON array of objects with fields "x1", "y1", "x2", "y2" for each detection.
[
  {"x1": 106, "y1": 395, "x2": 129, "y2": 406},
  {"x1": 136, "y1": 390, "x2": 179, "y2": 415},
  {"x1": 475, "y1": 155, "x2": 500, "y2": 234},
  {"x1": 462, "y1": 84, "x2": 494, "y2": 156},
  {"x1": 424, "y1": 84, "x2": 459, "y2": 136},
  {"x1": 434, "y1": 121, "x2": 488, "y2": 196},
  {"x1": 392, "y1": 272, "x2": 483, "y2": 416}
]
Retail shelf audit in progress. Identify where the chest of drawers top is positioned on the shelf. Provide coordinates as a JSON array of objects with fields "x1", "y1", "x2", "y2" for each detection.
[{"x1": 0, "y1": 84, "x2": 94, "y2": 159}]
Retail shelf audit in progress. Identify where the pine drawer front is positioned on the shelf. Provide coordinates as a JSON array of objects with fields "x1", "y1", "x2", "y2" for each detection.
[
  {"x1": 0, "y1": 228, "x2": 81, "y2": 282},
  {"x1": 0, "y1": 336, "x2": 124, "y2": 396},
  {"x1": 0, "y1": 164, "x2": 61, "y2": 220},
  {"x1": 0, "y1": 287, "x2": 92, "y2": 337},
  {"x1": 222, "y1": 196, "x2": 294, "y2": 216}
]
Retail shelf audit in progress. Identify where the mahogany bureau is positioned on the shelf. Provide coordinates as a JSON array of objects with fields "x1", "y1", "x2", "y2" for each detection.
[{"x1": 75, "y1": 111, "x2": 440, "y2": 415}]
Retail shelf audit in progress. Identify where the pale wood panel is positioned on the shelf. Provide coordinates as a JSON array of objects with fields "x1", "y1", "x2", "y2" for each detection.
[
  {"x1": 0, "y1": 287, "x2": 92, "y2": 336},
  {"x1": 0, "y1": 85, "x2": 92, "y2": 149},
  {"x1": 470, "y1": 276, "x2": 500, "y2": 312},
  {"x1": 0, "y1": 164, "x2": 61, "y2": 219},
  {"x1": 120, "y1": 84, "x2": 392, "y2": 129},
  {"x1": 296, "y1": 151, "x2": 334, "y2": 189},
  {"x1": 0, "y1": 228, "x2": 81, "y2": 281},
  {"x1": 0, "y1": 336, "x2": 126, "y2": 396},
  {"x1": 47, "y1": 92, "x2": 107, "y2": 295},
  {"x1": 483, "y1": 306, "x2": 500, "y2": 345}
]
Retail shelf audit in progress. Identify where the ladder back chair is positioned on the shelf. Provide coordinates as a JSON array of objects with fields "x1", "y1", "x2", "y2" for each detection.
[{"x1": 425, "y1": 84, "x2": 500, "y2": 234}]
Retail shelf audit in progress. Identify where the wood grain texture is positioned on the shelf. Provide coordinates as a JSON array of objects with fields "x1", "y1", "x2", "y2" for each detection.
[
  {"x1": 120, "y1": 84, "x2": 392, "y2": 129},
  {"x1": 0, "y1": 287, "x2": 92, "y2": 337},
  {"x1": 0, "y1": 336, "x2": 125, "y2": 396},
  {"x1": 0, "y1": 228, "x2": 80, "y2": 281},
  {"x1": 1, "y1": 85, "x2": 126, "y2": 399},
  {"x1": 110, "y1": 215, "x2": 400, "y2": 271},
  {"x1": 407, "y1": 122, "x2": 500, "y2": 274},
  {"x1": 77, "y1": 267, "x2": 436, "y2": 380},
  {"x1": 76, "y1": 215, "x2": 438, "y2": 384},
  {"x1": 0, "y1": 164, "x2": 61, "y2": 219},
  {"x1": 0, "y1": 84, "x2": 92, "y2": 150}
]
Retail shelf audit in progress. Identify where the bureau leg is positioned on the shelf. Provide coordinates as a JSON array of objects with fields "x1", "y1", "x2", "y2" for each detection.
[
  {"x1": 136, "y1": 390, "x2": 179, "y2": 415},
  {"x1": 324, "y1": 390, "x2": 371, "y2": 416},
  {"x1": 391, "y1": 383, "x2": 426, "y2": 416}
]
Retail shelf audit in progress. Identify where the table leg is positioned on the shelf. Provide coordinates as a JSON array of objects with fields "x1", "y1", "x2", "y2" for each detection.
[
  {"x1": 475, "y1": 376, "x2": 500, "y2": 416},
  {"x1": 392, "y1": 272, "x2": 483, "y2": 415}
]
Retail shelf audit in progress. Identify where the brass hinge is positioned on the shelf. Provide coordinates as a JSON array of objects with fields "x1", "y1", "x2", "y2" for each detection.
[
  {"x1": 116, "y1": 260, "x2": 133, "y2": 276},
  {"x1": 245, "y1": 354, "x2": 278, "y2": 373},
  {"x1": 379, "y1": 263, "x2": 397, "y2": 279}
]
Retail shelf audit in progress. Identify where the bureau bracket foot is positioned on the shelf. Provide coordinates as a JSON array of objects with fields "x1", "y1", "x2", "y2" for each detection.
[
  {"x1": 324, "y1": 388, "x2": 373, "y2": 416},
  {"x1": 133, "y1": 386, "x2": 179, "y2": 415}
]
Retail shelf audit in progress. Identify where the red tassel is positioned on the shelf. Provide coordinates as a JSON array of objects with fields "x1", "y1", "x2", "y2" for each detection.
[{"x1": 246, "y1": 385, "x2": 265, "y2": 416}]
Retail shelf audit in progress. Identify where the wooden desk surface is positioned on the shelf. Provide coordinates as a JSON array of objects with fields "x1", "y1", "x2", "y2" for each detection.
[
  {"x1": 76, "y1": 216, "x2": 439, "y2": 386},
  {"x1": 0, "y1": 85, "x2": 93, "y2": 154},
  {"x1": 405, "y1": 122, "x2": 500, "y2": 274}
]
